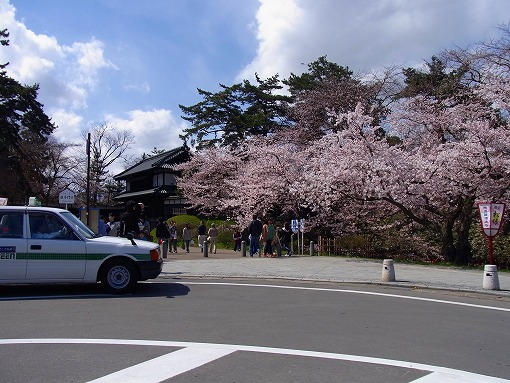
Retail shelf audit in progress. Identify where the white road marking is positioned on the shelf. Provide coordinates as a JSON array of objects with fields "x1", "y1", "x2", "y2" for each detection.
[
  {"x1": 87, "y1": 346, "x2": 235, "y2": 383},
  {"x1": 177, "y1": 281, "x2": 510, "y2": 312},
  {"x1": 410, "y1": 371, "x2": 493, "y2": 382},
  {"x1": 0, "y1": 339, "x2": 508, "y2": 382}
]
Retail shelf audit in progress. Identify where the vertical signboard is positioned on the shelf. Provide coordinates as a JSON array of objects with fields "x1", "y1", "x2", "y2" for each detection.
[{"x1": 478, "y1": 202, "x2": 506, "y2": 265}]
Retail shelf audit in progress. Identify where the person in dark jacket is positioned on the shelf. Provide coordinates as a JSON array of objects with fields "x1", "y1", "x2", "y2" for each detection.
[
  {"x1": 119, "y1": 200, "x2": 141, "y2": 237},
  {"x1": 279, "y1": 222, "x2": 293, "y2": 256},
  {"x1": 248, "y1": 215, "x2": 263, "y2": 257},
  {"x1": 197, "y1": 221, "x2": 206, "y2": 248},
  {"x1": 155, "y1": 218, "x2": 171, "y2": 251}
]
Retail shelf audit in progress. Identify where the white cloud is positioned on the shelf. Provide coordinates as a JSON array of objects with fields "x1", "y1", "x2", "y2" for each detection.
[
  {"x1": 49, "y1": 108, "x2": 85, "y2": 144},
  {"x1": 123, "y1": 82, "x2": 151, "y2": 94},
  {"x1": 237, "y1": 0, "x2": 305, "y2": 81},
  {"x1": 104, "y1": 109, "x2": 186, "y2": 157},
  {"x1": 239, "y1": 0, "x2": 510, "y2": 83},
  {"x1": 63, "y1": 38, "x2": 117, "y2": 88},
  {"x1": 0, "y1": 0, "x2": 114, "y2": 113}
]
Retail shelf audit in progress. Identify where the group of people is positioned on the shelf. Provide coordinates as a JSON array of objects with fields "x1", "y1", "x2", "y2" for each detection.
[
  {"x1": 95, "y1": 201, "x2": 294, "y2": 258},
  {"x1": 97, "y1": 201, "x2": 149, "y2": 239},
  {"x1": 155, "y1": 218, "x2": 193, "y2": 253},
  {"x1": 197, "y1": 220, "x2": 219, "y2": 254},
  {"x1": 247, "y1": 215, "x2": 293, "y2": 257},
  {"x1": 155, "y1": 219, "x2": 221, "y2": 254},
  {"x1": 154, "y1": 219, "x2": 222, "y2": 254},
  {"x1": 98, "y1": 212, "x2": 121, "y2": 237}
]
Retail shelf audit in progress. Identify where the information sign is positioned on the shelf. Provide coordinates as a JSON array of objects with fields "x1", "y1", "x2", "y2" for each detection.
[
  {"x1": 291, "y1": 219, "x2": 299, "y2": 234},
  {"x1": 59, "y1": 189, "x2": 75, "y2": 205}
]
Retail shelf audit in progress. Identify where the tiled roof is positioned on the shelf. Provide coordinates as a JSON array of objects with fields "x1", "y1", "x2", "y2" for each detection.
[{"x1": 114, "y1": 146, "x2": 190, "y2": 180}]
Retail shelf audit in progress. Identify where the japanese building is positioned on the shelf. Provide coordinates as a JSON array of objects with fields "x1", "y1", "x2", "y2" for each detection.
[{"x1": 113, "y1": 146, "x2": 191, "y2": 219}]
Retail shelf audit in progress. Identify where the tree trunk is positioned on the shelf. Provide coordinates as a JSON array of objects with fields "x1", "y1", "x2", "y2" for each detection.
[
  {"x1": 441, "y1": 198, "x2": 474, "y2": 265},
  {"x1": 452, "y1": 198, "x2": 475, "y2": 264},
  {"x1": 441, "y1": 217, "x2": 457, "y2": 263}
]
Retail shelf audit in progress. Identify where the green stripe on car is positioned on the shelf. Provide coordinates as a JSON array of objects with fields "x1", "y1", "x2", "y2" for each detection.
[{"x1": 13, "y1": 253, "x2": 151, "y2": 261}]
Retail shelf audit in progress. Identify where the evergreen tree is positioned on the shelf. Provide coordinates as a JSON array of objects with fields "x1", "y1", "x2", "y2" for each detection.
[
  {"x1": 0, "y1": 29, "x2": 57, "y2": 202},
  {"x1": 179, "y1": 74, "x2": 292, "y2": 149}
]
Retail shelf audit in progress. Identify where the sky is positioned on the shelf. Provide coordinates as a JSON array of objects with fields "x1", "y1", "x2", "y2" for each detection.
[{"x1": 1, "y1": 0, "x2": 510, "y2": 172}]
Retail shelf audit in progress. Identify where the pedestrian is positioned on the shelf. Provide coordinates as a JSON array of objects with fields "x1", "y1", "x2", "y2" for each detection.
[
  {"x1": 279, "y1": 222, "x2": 293, "y2": 256},
  {"x1": 248, "y1": 215, "x2": 263, "y2": 257},
  {"x1": 169, "y1": 221, "x2": 178, "y2": 253},
  {"x1": 272, "y1": 227, "x2": 281, "y2": 257},
  {"x1": 119, "y1": 200, "x2": 141, "y2": 237},
  {"x1": 262, "y1": 219, "x2": 275, "y2": 256},
  {"x1": 207, "y1": 223, "x2": 219, "y2": 254},
  {"x1": 98, "y1": 215, "x2": 108, "y2": 236},
  {"x1": 197, "y1": 220, "x2": 206, "y2": 249},
  {"x1": 182, "y1": 223, "x2": 192, "y2": 253},
  {"x1": 233, "y1": 228, "x2": 242, "y2": 251},
  {"x1": 155, "y1": 218, "x2": 171, "y2": 252},
  {"x1": 138, "y1": 214, "x2": 151, "y2": 240},
  {"x1": 106, "y1": 213, "x2": 120, "y2": 237}
]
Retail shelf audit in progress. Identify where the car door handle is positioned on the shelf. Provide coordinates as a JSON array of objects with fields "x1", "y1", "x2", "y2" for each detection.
[{"x1": 30, "y1": 245, "x2": 42, "y2": 250}]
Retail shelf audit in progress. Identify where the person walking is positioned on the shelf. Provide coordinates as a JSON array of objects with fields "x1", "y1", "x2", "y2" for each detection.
[
  {"x1": 169, "y1": 221, "x2": 178, "y2": 253},
  {"x1": 262, "y1": 219, "x2": 275, "y2": 256},
  {"x1": 248, "y1": 215, "x2": 263, "y2": 257},
  {"x1": 279, "y1": 222, "x2": 293, "y2": 256},
  {"x1": 233, "y1": 228, "x2": 242, "y2": 251},
  {"x1": 156, "y1": 218, "x2": 171, "y2": 253},
  {"x1": 207, "y1": 223, "x2": 219, "y2": 254},
  {"x1": 272, "y1": 227, "x2": 282, "y2": 257},
  {"x1": 197, "y1": 220, "x2": 207, "y2": 249},
  {"x1": 182, "y1": 223, "x2": 192, "y2": 253}
]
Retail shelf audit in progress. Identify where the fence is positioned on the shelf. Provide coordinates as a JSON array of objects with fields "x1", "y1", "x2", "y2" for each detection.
[
  {"x1": 316, "y1": 235, "x2": 439, "y2": 263},
  {"x1": 317, "y1": 236, "x2": 380, "y2": 258}
]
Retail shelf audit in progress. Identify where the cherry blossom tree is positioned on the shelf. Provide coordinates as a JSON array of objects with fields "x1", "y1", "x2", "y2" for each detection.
[
  {"x1": 300, "y1": 95, "x2": 510, "y2": 264},
  {"x1": 176, "y1": 137, "x2": 309, "y2": 227},
  {"x1": 177, "y1": 28, "x2": 510, "y2": 264}
]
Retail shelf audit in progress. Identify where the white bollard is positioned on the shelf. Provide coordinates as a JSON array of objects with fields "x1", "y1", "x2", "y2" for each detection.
[
  {"x1": 382, "y1": 259, "x2": 396, "y2": 282},
  {"x1": 482, "y1": 265, "x2": 500, "y2": 290}
]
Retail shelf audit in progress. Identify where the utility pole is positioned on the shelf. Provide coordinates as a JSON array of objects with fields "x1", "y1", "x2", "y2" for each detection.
[{"x1": 86, "y1": 132, "x2": 91, "y2": 227}]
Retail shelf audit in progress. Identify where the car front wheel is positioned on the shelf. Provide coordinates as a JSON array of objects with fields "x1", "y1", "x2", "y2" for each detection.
[{"x1": 101, "y1": 259, "x2": 137, "y2": 294}]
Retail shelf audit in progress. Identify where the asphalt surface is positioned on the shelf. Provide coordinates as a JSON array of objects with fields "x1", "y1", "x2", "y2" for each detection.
[{"x1": 160, "y1": 245, "x2": 510, "y2": 296}]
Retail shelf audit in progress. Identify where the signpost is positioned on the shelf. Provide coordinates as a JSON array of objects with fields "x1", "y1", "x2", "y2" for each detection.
[
  {"x1": 478, "y1": 202, "x2": 505, "y2": 265},
  {"x1": 59, "y1": 189, "x2": 75, "y2": 210},
  {"x1": 291, "y1": 219, "x2": 299, "y2": 255},
  {"x1": 300, "y1": 218, "x2": 305, "y2": 255}
]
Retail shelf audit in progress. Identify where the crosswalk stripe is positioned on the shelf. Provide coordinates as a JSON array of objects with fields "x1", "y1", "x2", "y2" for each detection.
[
  {"x1": 1, "y1": 339, "x2": 508, "y2": 382},
  {"x1": 87, "y1": 347, "x2": 235, "y2": 383}
]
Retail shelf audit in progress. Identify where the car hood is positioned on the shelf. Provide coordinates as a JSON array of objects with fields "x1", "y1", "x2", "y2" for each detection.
[{"x1": 88, "y1": 236, "x2": 159, "y2": 250}]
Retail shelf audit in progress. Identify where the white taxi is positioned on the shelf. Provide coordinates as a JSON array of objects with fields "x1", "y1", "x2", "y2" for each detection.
[{"x1": 0, "y1": 205, "x2": 163, "y2": 293}]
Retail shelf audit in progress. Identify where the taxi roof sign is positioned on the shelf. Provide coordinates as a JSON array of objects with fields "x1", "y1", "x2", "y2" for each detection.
[{"x1": 28, "y1": 197, "x2": 41, "y2": 207}]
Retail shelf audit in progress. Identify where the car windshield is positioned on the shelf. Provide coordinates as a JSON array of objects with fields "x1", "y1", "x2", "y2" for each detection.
[{"x1": 61, "y1": 211, "x2": 96, "y2": 239}]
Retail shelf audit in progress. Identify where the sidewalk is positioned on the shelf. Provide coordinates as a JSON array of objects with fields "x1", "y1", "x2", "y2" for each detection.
[{"x1": 160, "y1": 245, "x2": 510, "y2": 296}]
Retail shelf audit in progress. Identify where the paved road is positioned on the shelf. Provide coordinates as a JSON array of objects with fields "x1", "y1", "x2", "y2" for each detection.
[
  {"x1": 1, "y1": 281, "x2": 509, "y2": 382},
  {"x1": 161, "y1": 245, "x2": 510, "y2": 296}
]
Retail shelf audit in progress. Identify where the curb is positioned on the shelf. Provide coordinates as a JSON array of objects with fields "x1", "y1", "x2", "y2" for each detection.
[{"x1": 159, "y1": 272, "x2": 510, "y2": 298}]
